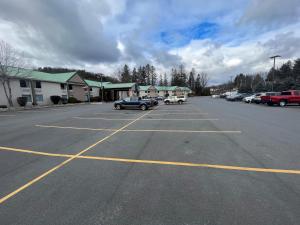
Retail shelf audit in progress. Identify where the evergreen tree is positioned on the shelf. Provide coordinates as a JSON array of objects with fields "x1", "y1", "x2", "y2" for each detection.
[
  {"x1": 138, "y1": 66, "x2": 147, "y2": 85},
  {"x1": 163, "y1": 73, "x2": 168, "y2": 86},
  {"x1": 292, "y1": 58, "x2": 300, "y2": 81},
  {"x1": 159, "y1": 74, "x2": 163, "y2": 86},
  {"x1": 188, "y1": 68, "x2": 195, "y2": 90},
  {"x1": 132, "y1": 67, "x2": 138, "y2": 82},
  {"x1": 150, "y1": 65, "x2": 157, "y2": 85},
  {"x1": 120, "y1": 64, "x2": 131, "y2": 82},
  {"x1": 145, "y1": 64, "x2": 151, "y2": 85},
  {"x1": 279, "y1": 60, "x2": 293, "y2": 80}
]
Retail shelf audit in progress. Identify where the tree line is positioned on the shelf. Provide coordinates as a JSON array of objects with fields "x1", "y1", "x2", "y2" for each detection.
[
  {"x1": 117, "y1": 64, "x2": 210, "y2": 95},
  {"x1": 212, "y1": 58, "x2": 300, "y2": 93}
]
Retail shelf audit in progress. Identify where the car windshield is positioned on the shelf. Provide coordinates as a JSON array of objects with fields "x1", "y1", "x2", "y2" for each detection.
[
  {"x1": 281, "y1": 92, "x2": 291, "y2": 95},
  {"x1": 123, "y1": 97, "x2": 131, "y2": 101}
]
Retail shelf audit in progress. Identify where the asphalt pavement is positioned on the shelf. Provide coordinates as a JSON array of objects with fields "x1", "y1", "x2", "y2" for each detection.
[{"x1": 0, "y1": 98, "x2": 300, "y2": 225}]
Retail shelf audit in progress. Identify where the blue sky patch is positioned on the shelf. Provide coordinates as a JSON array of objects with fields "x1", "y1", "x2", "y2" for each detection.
[{"x1": 159, "y1": 22, "x2": 219, "y2": 47}]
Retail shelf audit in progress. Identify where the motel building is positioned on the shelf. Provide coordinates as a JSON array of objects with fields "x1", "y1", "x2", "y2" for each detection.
[
  {"x1": 0, "y1": 68, "x2": 87, "y2": 107},
  {"x1": 84, "y1": 80, "x2": 139, "y2": 101},
  {"x1": 139, "y1": 85, "x2": 158, "y2": 98}
]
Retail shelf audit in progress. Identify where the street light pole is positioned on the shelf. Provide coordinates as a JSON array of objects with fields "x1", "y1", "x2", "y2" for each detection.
[{"x1": 270, "y1": 55, "x2": 281, "y2": 91}]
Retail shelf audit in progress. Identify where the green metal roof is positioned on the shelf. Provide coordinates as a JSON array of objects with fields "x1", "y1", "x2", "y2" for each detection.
[
  {"x1": 103, "y1": 82, "x2": 136, "y2": 89},
  {"x1": 155, "y1": 86, "x2": 178, "y2": 91},
  {"x1": 139, "y1": 85, "x2": 157, "y2": 91},
  {"x1": 84, "y1": 79, "x2": 111, "y2": 88},
  {"x1": 5, "y1": 67, "x2": 77, "y2": 83}
]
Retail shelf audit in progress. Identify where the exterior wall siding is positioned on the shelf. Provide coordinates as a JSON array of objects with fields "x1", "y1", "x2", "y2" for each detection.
[{"x1": 36, "y1": 82, "x2": 67, "y2": 105}]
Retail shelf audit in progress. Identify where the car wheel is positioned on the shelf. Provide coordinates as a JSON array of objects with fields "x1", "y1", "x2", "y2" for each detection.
[
  {"x1": 115, "y1": 104, "x2": 121, "y2": 110},
  {"x1": 178, "y1": 100, "x2": 183, "y2": 104},
  {"x1": 140, "y1": 104, "x2": 147, "y2": 111},
  {"x1": 279, "y1": 100, "x2": 287, "y2": 107},
  {"x1": 165, "y1": 101, "x2": 170, "y2": 105}
]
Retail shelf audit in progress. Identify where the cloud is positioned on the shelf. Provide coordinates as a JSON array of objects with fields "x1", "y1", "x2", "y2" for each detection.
[
  {"x1": 0, "y1": 0, "x2": 299, "y2": 84},
  {"x1": 0, "y1": 0, "x2": 121, "y2": 65},
  {"x1": 170, "y1": 24, "x2": 300, "y2": 84},
  {"x1": 239, "y1": 0, "x2": 300, "y2": 29}
]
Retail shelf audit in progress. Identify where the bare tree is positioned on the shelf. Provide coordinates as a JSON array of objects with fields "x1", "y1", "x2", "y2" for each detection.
[
  {"x1": 199, "y1": 72, "x2": 209, "y2": 89},
  {"x1": 0, "y1": 40, "x2": 26, "y2": 108}
]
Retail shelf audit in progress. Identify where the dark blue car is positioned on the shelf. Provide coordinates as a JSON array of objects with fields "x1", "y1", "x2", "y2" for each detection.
[{"x1": 114, "y1": 97, "x2": 152, "y2": 110}]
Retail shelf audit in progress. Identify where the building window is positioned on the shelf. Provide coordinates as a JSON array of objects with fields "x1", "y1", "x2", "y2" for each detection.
[
  {"x1": 68, "y1": 84, "x2": 73, "y2": 90},
  {"x1": 20, "y1": 80, "x2": 29, "y2": 88},
  {"x1": 157, "y1": 91, "x2": 159, "y2": 93},
  {"x1": 60, "y1": 84, "x2": 66, "y2": 90},
  {"x1": 62, "y1": 95, "x2": 68, "y2": 99},
  {"x1": 90, "y1": 87, "x2": 93, "y2": 91},
  {"x1": 35, "y1": 81, "x2": 42, "y2": 88},
  {"x1": 36, "y1": 95, "x2": 43, "y2": 102},
  {"x1": 22, "y1": 94, "x2": 32, "y2": 102}
]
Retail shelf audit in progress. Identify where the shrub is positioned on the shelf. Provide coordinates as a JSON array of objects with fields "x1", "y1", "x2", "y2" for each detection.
[
  {"x1": 50, "y1": 95, "x2": 61, "y2": 104},
  {"x1": 17, "y1": 97, "x2": 28, "y2": 107},
  {"x1": 90, "y1": 96, "x2": 101, "y2": 102},
  {"x1": 68, "y1": 97, "x2": 81, "y2": 103}
]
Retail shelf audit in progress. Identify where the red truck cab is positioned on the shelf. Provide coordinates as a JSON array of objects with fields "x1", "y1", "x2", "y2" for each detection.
[
  {"x1": 260, "y1": 92, "x2": 280, "y2": 104},
  {"x1": 268, "y1": 90, "x2": 300, "y2": 106}
]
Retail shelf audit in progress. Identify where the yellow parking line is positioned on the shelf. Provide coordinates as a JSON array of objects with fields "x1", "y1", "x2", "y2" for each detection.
[
  {"x1": 72, "y1": 117, "x2": 218, "y2": 121},
  {"x1": 0, "y1": 146, "x2": 71, "y2": 158},
  {"x1": 122, "y1": 129, "x2": 241, "y2": 133},
  {"x1": 73, "y1": 117, "x2": 135, "y2": 121},
  {"x1": 36, "y1": 125, "x2": 116, "y2": 131},
  {"x1": 148, "y1": 113, "x2": 209, "y2": 115},
  {"x1": 142, "y1": 118, "x2": 219, "y2": 121},
  {"x1": 0, "y1": 110, "x2": 152, "y2": 204},
  {"x1": 35, "y1": 125, "x2": 239, "y2": 133},
  {"x1": 1, "y1": 146, "x2": 300, "y2": 175}
]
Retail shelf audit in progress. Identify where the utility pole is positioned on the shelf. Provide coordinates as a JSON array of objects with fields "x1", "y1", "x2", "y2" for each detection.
[{"x1": 270, "y1": 55, "x2": 281, "y2": 91}]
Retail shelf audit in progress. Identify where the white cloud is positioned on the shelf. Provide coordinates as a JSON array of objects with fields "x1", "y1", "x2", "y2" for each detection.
[
  {"x1": 169, "y1": 23, "x2": 300, "y2": 84},
  {"x1": 0, "y1": 0, "x2": 300, "y2": 84}
]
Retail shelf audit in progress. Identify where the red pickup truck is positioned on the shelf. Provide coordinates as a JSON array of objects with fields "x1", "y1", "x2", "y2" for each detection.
[{"x1": 268, "y1": 90, "x2": 300, "y2": 106}]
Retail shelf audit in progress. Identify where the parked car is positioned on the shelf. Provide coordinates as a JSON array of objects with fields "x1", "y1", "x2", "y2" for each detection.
[
  {"x1": 243, "y1": 94, "x2": 256, "y2": 103},
  {"x1": 114, "y1": 97, "x2": 152, "y2": 110},
  {"x1": 267, "y1": 90, "x2": 300, "y2": 107},
  {"x1": 252, "y1": 93, "x2": 266, "y2": 104},
  {"x1": 142, "y1": 96, "x2": 158, "y2": 106},
  {"x1": 164, "y1": 96, "x2": 187, "y2": 104},
  {"x1": 226, "y1": 93, "x2": 241, "y2": 101},
  {"x1": 260, "y1": 92, "x2": 281, "y2": 104},
  {"x1": 155, "y1": 96, "x2": 164, "y2": 101}
]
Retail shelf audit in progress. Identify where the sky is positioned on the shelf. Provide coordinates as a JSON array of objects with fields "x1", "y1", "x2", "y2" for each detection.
[{"x1": 0, "y1": 0, "x2": 300, "y2": 84}]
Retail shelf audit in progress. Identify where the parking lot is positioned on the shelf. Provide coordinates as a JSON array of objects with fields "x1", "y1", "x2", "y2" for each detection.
[{"x1": 0, "y1": 97, "x2": 300, "y2": 225}]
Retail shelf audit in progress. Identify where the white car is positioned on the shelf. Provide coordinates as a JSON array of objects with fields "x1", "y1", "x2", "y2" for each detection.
[
  {"x1": 164, "y1": 96, "x2": 187, "y2": 104},
  {"x1": 243, "y1": 94, "x2": 256, "y2": 103}
]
